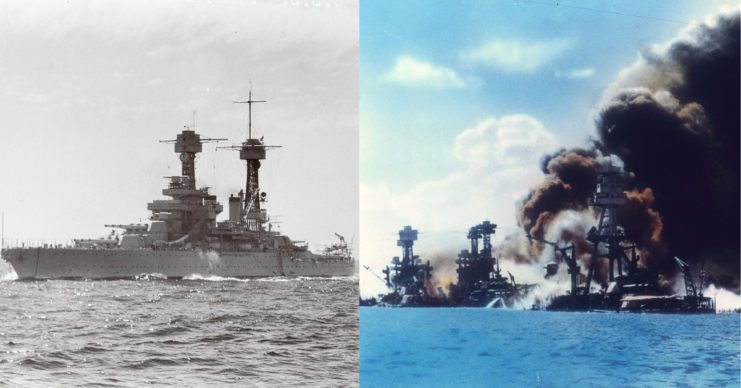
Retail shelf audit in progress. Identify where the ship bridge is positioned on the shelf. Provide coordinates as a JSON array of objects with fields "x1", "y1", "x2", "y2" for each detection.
[{"x1": 147, "y1": 127, "x2": 226, "y2": 242}]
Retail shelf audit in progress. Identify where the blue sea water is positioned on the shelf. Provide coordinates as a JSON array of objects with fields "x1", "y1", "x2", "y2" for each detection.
[
  {"x1": 360, "y1": 308, "x2": 740, "y2": 388},
  {"x1": 0, "y1": 276, "x2": 358, "y2": 387}
]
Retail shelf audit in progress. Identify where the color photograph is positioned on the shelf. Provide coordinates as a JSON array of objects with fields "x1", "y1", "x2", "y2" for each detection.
[{"x1": 360, "y1": 1, "x2": 740, "y2": 386}]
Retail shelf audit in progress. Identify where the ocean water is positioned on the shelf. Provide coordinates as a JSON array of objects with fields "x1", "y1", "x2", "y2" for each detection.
[
  {"x1": 361, "y1": 308, "x2": 740, "y2": 388},
  {"x1": 0, "y1": 275, "x2": 358, "y2": 387}
]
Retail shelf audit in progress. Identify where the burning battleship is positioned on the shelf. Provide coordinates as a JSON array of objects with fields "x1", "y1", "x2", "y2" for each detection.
[
  {"x1": 369, "y1": 226, "x2": 446, "y2": 307},
  {"x1": 1, "y1": 93, "x2": 354, "y2": 280},
  {"x1": 365, "y1": 223, "x2": 532, "y2": 308},
  {"x1": 361, "y1": 10, "x2": 740, "y2": 311},
  {"x1": 364, "y1": 163, "x2": 717, "y2": 313},
  {"x1": 450, "y1": 221, "x2": 534, "y2": 307},
  {"x1": 530, "y1": 164, "x2": 715, "y2": 313}
]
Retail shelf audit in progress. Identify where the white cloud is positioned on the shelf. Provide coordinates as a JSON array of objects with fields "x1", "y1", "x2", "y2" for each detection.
[
  {"x1": 465, "y1": 39, "x2": 571, "y2": 72},
  {"x1": 555, "y1": 68, "x2": 595, "y2": 79},
  {"x1": 0, "y1": 2, "x2": 358, "y2": 56},
  {"x1": 144, "y1": 78, "x2": 164, "y2": 86},
  {"x1": 360, "y1": 114, "x2": 560, "y2": 297},
  {"x1": 111, "y1": 71, "x2": 130, "y2": 79},
  {"x1": 382, "y1": 56, "x2": 465, "y2": 89},
  {"x1": 455, "y1": 115, "x2": 558, "y2": 170},
  {"x1": 22, "y1": 92, "x2": 50, "y2": 103},
  {"x1": 146, "y1": 44, "x2": 176, "y2": 57}
]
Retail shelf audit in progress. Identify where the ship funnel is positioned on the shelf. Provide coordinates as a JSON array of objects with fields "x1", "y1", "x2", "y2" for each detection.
[{"x1": 229, "y1": 194, "x2": 241, "y2": 222}]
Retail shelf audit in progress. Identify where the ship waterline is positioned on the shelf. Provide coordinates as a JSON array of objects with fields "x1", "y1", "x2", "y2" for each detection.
[{"x1": 3, "y1": 247, "x2": 354, "y2": 280}]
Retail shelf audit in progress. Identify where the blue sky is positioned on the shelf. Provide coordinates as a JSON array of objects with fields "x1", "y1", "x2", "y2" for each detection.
[{"x1": 359, "y1": 0, "x2": 737, "y2": 296}]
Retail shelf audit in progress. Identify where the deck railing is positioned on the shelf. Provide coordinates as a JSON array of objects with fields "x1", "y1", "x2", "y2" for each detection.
[{"x1": 1, "y1": 238, "x2": 75, "y2": 249}]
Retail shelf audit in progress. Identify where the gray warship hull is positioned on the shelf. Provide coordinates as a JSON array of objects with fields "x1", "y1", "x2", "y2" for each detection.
[
  {"x1": 2, "y1": 247, "x2": 354, "y2": 280},
  {"x1": 3, "y1": 101, "x2": 355, "y2": 280}
]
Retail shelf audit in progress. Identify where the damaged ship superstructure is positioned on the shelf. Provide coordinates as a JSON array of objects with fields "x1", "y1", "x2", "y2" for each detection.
[
  {"x1": 538, "y1": 164, "x2": 714, "y2": 313},
  {"x1": 2, "y1": 93, "x2": 354, "y2": 280},
  {"x1": 366, "y1": 164, "x2": 717, "y2": 313},
  {"x1": 377, "y1": 226, "x2": 443, "y2": 306},
  {"x1": 371, "y1": 222, "x2": 531, "y2": 308},
  {"x1": 450, "y1": 221, "x2": 531, "y2": 307}
]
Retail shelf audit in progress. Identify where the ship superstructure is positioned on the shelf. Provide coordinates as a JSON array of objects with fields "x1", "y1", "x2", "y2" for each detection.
[
  {"x1": 381, "y1": 227, "x2": 426, "y2": 292},
  {"x1": 370, "y1": 222, "x2": 530, "y2": 308},
  {"x1": 2, "y1": 94, "x2": 354, "y2": 280},
  {"x1": 537, "y1": 163, "x2": 714, "y2": 313},
  {"x1": 539, "y1": 164, "x2": 654, "y2": 311},
  {"x1": 449, "y1": 221, "x2": 531, "y2": 307}
]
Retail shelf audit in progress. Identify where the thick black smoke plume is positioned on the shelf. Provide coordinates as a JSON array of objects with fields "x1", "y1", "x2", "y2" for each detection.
[
  {"x1": 519, "y1": 148, "x2": 599, "y2": 239},
  {"x1": 595, "y1": 10, "x2": 740, "y2": 288},
  {"x1": 515, "y1": 148, "x2": 665, "y2": 283},
  {"x1": 507, "y1": 10, "x2": 739, "y2": 290}
]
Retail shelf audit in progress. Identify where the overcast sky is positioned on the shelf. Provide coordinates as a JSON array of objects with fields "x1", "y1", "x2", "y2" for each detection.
[
  {"x1": 359, "y1": 0, "x2": 737, "y2": 297},
  {"x1": 0, "y1": 0, "x2": 358, "y2": 253}
]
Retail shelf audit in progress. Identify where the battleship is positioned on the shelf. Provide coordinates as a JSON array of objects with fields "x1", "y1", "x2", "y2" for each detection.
[
  {"x1": 449, "y1": 221, "x2": 533, "y2": 307},
  {"x1": 532, "y1": 165, "x2": 715, "y2": 314},
  {"x1": 363, "y1": 165, "x2": 717, "y2": 312},
  {"x1": 2, "y1": 93, "x2": 354, "y2": 280},
  {"x1": 365, "y1": 223, "x2": 531, "y2": 307},
  {"x1": 367, "y1": 226, "x2": 447, "y2": 307}
]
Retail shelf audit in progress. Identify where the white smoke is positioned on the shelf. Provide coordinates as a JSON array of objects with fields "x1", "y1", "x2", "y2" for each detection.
[
  {"x1": 508, "y1": 263, "x2": 571, "y2": 310},
  {"x1": 544, "y1": 209, "x2": 598, "y2": 245},
  {"x1": 704, "y1": 284, "x2": 741, "y2": 312},
  {"x1": 499, "y1": 209, "x2": 598, "y2": 308}
]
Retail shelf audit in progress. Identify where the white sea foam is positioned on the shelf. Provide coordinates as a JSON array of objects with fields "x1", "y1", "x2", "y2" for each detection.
[
  {"x1": 183, "y1": 274, "x2": 249, "y2": 282},
  {"x1": 1, "y1": 267, "x2": 18, "y2": 281},
  {"x1": 255, "y1": 276, "x2": 298, "y2": 282},
  {"x1": 328, "y1": 274, "x2": 359, "y2": 282},
  {"x1": 134, "y1": 273, "x2": 167, "y2": 281},
  {"x1": 485, "y1": 298, "x2": 504, "y2": 308}
]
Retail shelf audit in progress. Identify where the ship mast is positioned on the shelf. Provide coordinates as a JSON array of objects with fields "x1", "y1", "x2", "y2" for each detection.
[
  {"x1": 220, "y1": 88, "x2": 281, "y2": 229},
  {"x1": 584, "y1": 162, "x2": 639, "y2": 294},
  {"x1": 235, "y1": 90, "x2": 265, "y2": 141},
  {"x1": 159, "y1": 112, "x2": 226, "y2": 189},
  {"x1": 234, "y1": 90, "x2": 268, "y2": 211}
]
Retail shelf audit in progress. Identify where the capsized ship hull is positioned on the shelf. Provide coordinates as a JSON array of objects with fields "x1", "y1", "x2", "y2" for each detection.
[{"x1": 3, "y1": 248, "x2": 354, "y2": 280}]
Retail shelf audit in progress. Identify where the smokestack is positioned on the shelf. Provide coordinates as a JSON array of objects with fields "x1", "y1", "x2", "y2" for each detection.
[{"x1": 229, "y1": 194, "x2": 241, "y2": 222}]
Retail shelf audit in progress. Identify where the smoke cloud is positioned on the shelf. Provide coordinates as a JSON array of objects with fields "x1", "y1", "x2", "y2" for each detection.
[
  {"x1": 595, "y1": 9, "x2": 740, "y2": 286},
  {"x1": 495, "y1": 9, "x2": 739, "y2": 293},
  {"x1": 517, "y1": 147, "x2": 600, "y2": 240},
  {"x1": 422, "y1": 249, "x2": 459, "y2": 294},
  {"x1": 512, "y1": 147, "x2": 665, "y2": 271},
  {"x1": 377, "y1": 9, "x2": 740, "y2": 300}
]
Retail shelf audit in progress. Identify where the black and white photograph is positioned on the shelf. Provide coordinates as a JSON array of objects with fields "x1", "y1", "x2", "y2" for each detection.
[{"x1": 0, "y1": 1, "x2": 358, "y2": 386}]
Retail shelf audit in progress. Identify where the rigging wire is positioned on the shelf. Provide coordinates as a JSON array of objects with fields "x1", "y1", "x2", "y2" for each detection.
[{"x1": 267, "y1": 144, "x2": 282, "y2": 208}]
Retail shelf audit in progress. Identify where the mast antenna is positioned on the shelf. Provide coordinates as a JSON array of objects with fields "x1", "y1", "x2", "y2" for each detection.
[{"x1": 234, "y1": 84, "x2": 265, "y2": 140}]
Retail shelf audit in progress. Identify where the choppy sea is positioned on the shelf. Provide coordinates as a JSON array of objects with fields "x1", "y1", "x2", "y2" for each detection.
[
  {"x1": 361, "y1": 308, "x2": 740, "y2": 388},
  {"x1": 0, "y1": 274, "x2": 358, "y2": 387}
]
